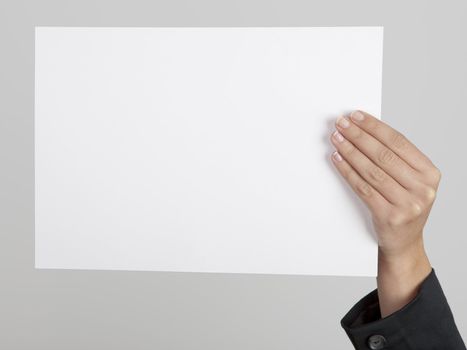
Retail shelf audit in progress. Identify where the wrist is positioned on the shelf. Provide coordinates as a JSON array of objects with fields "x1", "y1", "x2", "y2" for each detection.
[
  {"x1": 377, "y1": 236, "x2": 432, "y2": 317},
  {"x1": 378, "y1": 236, "x2": 430, "y2": 275}
]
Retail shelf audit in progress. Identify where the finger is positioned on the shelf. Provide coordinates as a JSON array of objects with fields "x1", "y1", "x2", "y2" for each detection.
[
  {"x1": 348, "y1": 110, "x2": 435, "y2": 172},
  {"x1": 331, "y1": 131, "x2": 409, "y2": 205},
  {"x1": 330, "y1": 150, "x2": 392, "y2": 214},
  {"x1": 335, "y1": 116, "x2": 419, "y2": 190}
]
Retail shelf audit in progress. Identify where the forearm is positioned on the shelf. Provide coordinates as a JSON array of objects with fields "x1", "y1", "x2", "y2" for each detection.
[{"x1": 377, "y1": 236, "x2": 432, "y2": 317}]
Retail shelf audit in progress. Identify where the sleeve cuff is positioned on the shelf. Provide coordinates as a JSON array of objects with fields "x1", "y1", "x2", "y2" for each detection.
[{"x1": 340, "y1": 268, "x2": 466, "y2": 349}]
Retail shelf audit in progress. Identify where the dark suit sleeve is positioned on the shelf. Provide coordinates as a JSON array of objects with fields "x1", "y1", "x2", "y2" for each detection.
[{"x1": 341, "y1": 268, "x2": 466, "y2": 350}]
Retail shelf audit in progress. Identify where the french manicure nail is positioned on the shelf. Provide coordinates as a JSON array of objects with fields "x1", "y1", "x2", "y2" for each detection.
[
  {"x1": 336, "y1": 116, "x2": 350, "y2": 128},
  {"x1": 333, "y1": 130, "x2": 344, "y2": 143},
  {"x1": 332, "y1": 151, "x2": 343, "y2": 162},
  {"x1": 350, "y1": 110, "x2": 365, "y2": 121}
]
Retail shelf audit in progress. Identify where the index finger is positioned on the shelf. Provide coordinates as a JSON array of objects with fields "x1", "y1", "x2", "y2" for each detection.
[{"x1": 348, "y1": 110, "x2": 435, "y2": 172}]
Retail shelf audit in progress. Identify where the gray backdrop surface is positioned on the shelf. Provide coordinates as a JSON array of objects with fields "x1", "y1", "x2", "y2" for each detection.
[{"x1": 0, "y1": 0, "x2": 466, "y2": 349}]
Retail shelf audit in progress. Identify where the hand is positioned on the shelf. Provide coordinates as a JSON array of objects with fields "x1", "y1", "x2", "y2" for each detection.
[{"x1": 330, "y1": 110, "x2": 440, "y2": 317}]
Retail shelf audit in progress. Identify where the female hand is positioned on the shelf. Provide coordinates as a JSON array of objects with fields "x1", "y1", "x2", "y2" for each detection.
[{"x1": 330, "y1": 110, "x2": 441, "y2": 317}]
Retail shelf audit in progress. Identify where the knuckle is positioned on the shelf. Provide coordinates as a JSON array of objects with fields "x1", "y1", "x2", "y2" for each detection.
[
  {"x1": 368, "y1": 166, "x2": 386, "y2": 183},
  {"x1": 391, "y1": 131, "x2": 409, "y2": 151},
  {"x1": 344, "y1": 143, "x2": 357, "y2": 157},
  {"x1": 389, "y1": 201, "x2": 423, "y2": 228},
  {"x1": 420, "y1": 186, "x2": 437, "y2": 203},
  {"x1": 408, "y1": 201, "x2": 423, "y2": 217},
  {"x1": 387, "y1": 201, "x2": 423, "y2": 227},
  {"x1": 342, "y1": 168, "x2": 352, "y2": 180},
  {"x1": 356, "y1": 181, "x2": 373, "y2": 197},
  {"x1": 351, "y1": 126, "x2": 363, "y2": 140},
  {"x1": 387, "y1": 211, "x2": 405, "y2": 227},
  {"x1": 340, "y1": 164, "x2": 352, "y2": 180},
  {"x1": 428, "y1": 167, "x2": 442, "y2": 183},
  {"x1": 367, "y1": 118, "x2": 380, "y2": 133},
  {"x1": 378, "y1": 148, "x2": 396, "y2": 165}
]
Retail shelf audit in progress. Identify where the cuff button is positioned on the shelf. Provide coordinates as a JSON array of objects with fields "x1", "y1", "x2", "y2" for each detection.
[{"x1": 367, "y1": 334, "x2": 387, "y2": 350}]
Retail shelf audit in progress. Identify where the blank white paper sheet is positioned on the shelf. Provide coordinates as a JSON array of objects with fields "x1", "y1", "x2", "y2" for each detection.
[{"x1": 35, "y1": 27, "x2": 383, "y2": 276}]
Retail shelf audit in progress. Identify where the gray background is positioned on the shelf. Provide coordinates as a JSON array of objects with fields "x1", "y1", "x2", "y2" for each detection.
[{"x1": 1, "y1": 0, "x2": 466, "y2": 348}]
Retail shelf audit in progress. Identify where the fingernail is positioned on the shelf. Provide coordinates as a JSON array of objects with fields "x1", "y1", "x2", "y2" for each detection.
[
  {"x1": 336, "y1": 116, "x2": 350, "y2": 128},
  {"x1": 333, "y1": 130, "x2": 344, "y2": 143},
  {"x1": 350, "y1": 110, "x2": 365, "y2": 121},
  {"x1": 332, "y1": 151, "x2": 343, "y2": 162}
]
